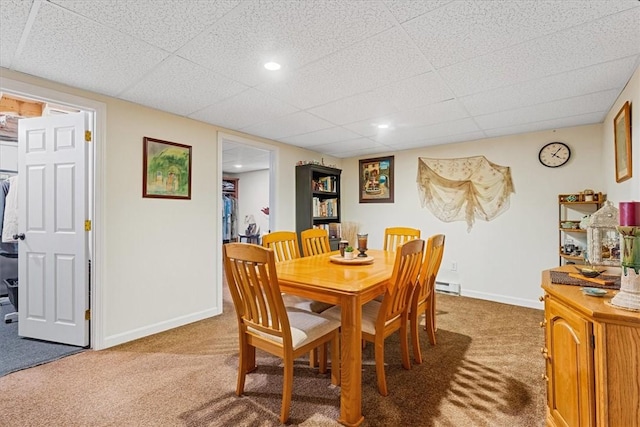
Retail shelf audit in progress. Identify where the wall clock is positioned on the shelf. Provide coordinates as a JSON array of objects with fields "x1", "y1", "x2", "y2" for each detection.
[{"x1": 538, "y1": 142, "x2": 571, "y2": 168}]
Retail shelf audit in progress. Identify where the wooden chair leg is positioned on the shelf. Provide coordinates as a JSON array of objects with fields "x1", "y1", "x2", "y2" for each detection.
[
  {"x1": 426, "y1": 294, "x2": 437, "y2": 345},
  {"x1": 411, "y1": 310, "x2": 422, "y2": 365},
  {"x1": 400, "y1": 317, "x2": 411, "y2": 370},
  {"x1": 237, "y1": 339, "x2": 248, "y2": 395},
  {"x1": 318, "y1": 344, "x2": 327, "y2": 374},
  {"x1": 309, "y1": 348, "x2": 318, "y2": 367},
  {"x1": 280, "y1": 355, "x2": 294, "y2": 424},
  {"x1": 374, "y1": 337, "x2": 388, "y2": 396}
]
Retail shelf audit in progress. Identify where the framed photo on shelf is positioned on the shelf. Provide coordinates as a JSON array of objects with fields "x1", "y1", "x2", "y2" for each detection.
[
  {"x1": 143, "y1": 137, "x2": 192, "y2": 199},
  {"x1": 614, "y1": 101, "x2": 632, "y2": 183},
  {"x1": 359, "y1": 155, "x2": 394, "y2": 203}
]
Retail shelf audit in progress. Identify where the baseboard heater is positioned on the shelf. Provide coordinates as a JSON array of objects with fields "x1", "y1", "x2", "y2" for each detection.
[{"x1": 435, "y1": 281, "x2": 461, "y2": 296}]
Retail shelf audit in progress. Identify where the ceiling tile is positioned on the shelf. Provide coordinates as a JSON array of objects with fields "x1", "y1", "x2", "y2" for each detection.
[
  {"x1": 475, "y1": 90, "x2": 619, "y2": 130},
  {"x1": 177, "y1": 0, "x2": 394, "y2": 87},
  {"x1": 240, "y1": 111, "x2": 334, "y2": 140},
  {"x1": 0, "y1": 0, "x2": 33, "y2": 68},
  {"x1": 439, "y1": 6, "x2": 640, "y2": 96},
  {"x1": 390, "y1": 130, "x2": 487, "y2": 151},
  {"x1": 12, "y1": 2, "x2": 169, "y2": 97},
  {"x1": 257, "y1": 27, "x2": 432, "y2": 109},
  {"x1": 189, "y1": 88, "x2": 297, "y2": 130},
  {"x1": 280, "y1": 127, "x2": 363, "y2": 147},
  {"x1": 376, "y1": 117, "x2": 482, "y2": 146},
  {"x1": 342, "y1": 98, "x2": 469, "y2": 136},
  {"x1": 309, "y1": 137, "x2": 388, "y2": 156},
  {"x1": 50, "y1": 0, "x2": 242, "y2": 52},
  {"x1": 460, "y1": 56, "x2": 639, "y2": 116},
  {"x1": 309, "y1": 71, "x2": 453, "y2": 125},
  {"x1": 484, "y1": 112, "x2": 606, "y2": 139},
  {"x1": 383, "y1": 0, "x2": 452, "y2": 23},
  {"x1": 119, "y1": 56, "x2": 248, "y2": 116},
  {"x1": 404, "y1": 0, "x2": 638, "y2": 69}
]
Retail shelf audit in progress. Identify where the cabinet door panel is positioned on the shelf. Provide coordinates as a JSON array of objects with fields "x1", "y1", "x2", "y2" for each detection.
[{"x1": 547, "y1": 298, "x2": 595, "y2": 427}]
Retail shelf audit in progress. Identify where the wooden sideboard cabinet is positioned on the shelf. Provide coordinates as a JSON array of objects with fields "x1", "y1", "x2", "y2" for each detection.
[{"x1": 541, "y1": 267, "x2": 640, "y2": 427}]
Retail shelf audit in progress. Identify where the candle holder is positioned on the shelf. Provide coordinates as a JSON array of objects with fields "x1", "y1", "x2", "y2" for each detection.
[{"x1": 357, "y1": 233, "x2": 368, "y2": 257}]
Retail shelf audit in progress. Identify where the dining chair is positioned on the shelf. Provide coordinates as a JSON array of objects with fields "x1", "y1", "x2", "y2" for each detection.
[
  {"x1": 262, "y1": 231, "x2": 301, "y2": 262},
  {"x1": 223, "y1": 243, "x2": 340, "y2": 423},
  {"x1": 383, "y1": 226, "x2": 421, "y2": 251},
  {"x1": 409, "y1": 234, "x2": 445, "y2": 364},
  {"x1": 323, "y1": 238, "x2": 425, "y2": 396},
  {"x1": 262, "y1": 230, "x2": 333, "y2": 367},
  {"x1": 300, "y1": 228, "x2": 331, "y2": 257}
]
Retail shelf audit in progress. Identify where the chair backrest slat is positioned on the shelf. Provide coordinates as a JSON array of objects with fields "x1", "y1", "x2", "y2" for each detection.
[
  {"x1": 383, "y1": 227, "x2": 421, "y2": 251},
  {"x1": 300, "y1": 228, "x2": 331, "y2": 257}
]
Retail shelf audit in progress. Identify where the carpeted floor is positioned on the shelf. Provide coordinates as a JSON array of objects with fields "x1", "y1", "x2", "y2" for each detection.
[
  {"x1": 0, "y1": 287, "x2": 546, "y2": 426},
  {"x1": 0, "y1": 301, "x2": 85, "y2": 377}
]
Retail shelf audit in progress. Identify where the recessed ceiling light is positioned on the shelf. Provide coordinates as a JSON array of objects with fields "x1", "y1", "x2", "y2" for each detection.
[
  {"x1": 377, "y1": 124, "x2": 389, "y2": 129},
  {"x1": 264, "y1": 62, "x2": 281, "y2": 71},
  {"x1": 234, "y1": 164, "x2": 242, "y2": 169}
]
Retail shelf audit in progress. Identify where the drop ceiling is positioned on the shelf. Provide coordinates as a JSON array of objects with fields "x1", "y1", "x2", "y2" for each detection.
[{"x1": 2, "y1": 0, "x2": 639, "y2": 173}]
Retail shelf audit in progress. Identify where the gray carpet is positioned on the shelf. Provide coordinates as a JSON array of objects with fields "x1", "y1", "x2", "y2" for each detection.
[{"x1": 0, "y1": 300, "x2": 85, "y2": 377}]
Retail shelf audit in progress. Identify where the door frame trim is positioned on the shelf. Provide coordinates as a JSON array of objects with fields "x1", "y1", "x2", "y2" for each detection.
[{"x1": 0, "y1": 76, "x2": 106, "y2": 349}]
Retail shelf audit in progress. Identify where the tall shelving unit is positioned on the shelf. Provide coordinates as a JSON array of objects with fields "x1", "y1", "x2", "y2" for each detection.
[
  {"x1": 295, "y1": 164, "x2": 341, "y2": 251},
  {"x1": 558, "y1": 192, "x2": 605, "y2": 266}
]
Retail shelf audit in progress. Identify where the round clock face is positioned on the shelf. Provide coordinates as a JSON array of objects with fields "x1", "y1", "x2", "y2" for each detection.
[{"x1": 539, "y1": 142, "x2": 571, "y2": 168}]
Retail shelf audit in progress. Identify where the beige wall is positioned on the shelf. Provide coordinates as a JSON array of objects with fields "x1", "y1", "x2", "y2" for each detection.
[{"x1": 343, "y1": 124, "x2": 606, "y2": 308}]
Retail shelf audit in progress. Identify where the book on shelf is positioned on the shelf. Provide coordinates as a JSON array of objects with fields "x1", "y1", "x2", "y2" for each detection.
[
  {"x1": 313, "y1": 176, "x2": 336, "y2": 193},
  {"x1": 313, "y1": 222, "x2": 341, "y2": 239},
  {"x1": 312, "y1": 197, "x2": 338, "y2": 218}
]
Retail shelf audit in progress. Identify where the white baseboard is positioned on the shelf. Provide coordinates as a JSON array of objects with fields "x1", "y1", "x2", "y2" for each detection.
[
  {"x1": 102, "y1": 307, "x2": 221, "y2": 349},
  {"x1": 460, "y1": 289, "x2": 543, "y2": 310}
]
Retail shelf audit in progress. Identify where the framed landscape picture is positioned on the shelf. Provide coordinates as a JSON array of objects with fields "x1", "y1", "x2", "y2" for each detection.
[
  {"x1": 143, "y1": 137, "x2": 192, "y2": 199},
  {"x1": 614, "y1": 101, "x2": 632, "y2": 183},
  {"x1": 359, "y1": 156, "x2": 394, "y2": 203}
]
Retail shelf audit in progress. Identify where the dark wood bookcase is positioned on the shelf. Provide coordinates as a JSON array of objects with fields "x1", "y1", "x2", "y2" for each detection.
[{"x1": 295, "y1": 164, "x2": 342, "y2": 250}]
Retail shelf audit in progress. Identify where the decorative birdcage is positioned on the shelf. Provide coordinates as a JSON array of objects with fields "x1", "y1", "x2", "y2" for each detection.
[{"x1": 586, "y1": 201, "x2": 620, "y2": 266}]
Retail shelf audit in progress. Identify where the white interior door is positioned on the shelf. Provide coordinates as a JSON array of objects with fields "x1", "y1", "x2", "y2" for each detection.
[{"x1": 17, "y1": 112, "x2": 88, "y2": 347}]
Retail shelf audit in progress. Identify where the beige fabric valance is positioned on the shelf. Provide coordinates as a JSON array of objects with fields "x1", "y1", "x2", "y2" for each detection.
[{"x1": 417, "y1": 156, "x2": 515, "y2": 232}]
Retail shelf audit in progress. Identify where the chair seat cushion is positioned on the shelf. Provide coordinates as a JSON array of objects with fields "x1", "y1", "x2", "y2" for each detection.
[
  {"x1": 282, "y1": 294, "x2": 334, "y2": 313},
  {"x1": 323, "y1": 300, "x2": 383, "y2": 336},
  {"x1": 248, "y1": 308, "x2": 340, "y2": 349}
]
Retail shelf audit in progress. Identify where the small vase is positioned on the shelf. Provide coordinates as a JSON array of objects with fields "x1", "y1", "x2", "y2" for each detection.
[{"x1": 344, "y1": 251, "x2": 354, "y2": 260}]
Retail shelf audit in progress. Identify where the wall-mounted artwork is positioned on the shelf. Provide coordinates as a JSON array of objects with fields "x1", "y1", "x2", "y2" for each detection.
[
  {"x1": 359, "y1": 156, "x2": 394, "y2": 203},
  {"x1": 143, "y1": 137, "x2": 192, "y2": 199},
  {"x1": 614, "y1": 101, "x2": 632, "y2": 183}
]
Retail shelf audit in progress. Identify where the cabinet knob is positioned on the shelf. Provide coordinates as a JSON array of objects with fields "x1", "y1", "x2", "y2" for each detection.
[
  {"x1": 541, "y1": 374, "x2": 549, "y2": 382},
  {"x1": 539, "y1": 320, "x2": 547, "y2": 328}
]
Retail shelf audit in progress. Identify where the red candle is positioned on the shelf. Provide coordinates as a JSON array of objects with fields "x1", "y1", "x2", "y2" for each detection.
[{"x1": 619, "y1": 202, "x2": 640, "y2": 226}]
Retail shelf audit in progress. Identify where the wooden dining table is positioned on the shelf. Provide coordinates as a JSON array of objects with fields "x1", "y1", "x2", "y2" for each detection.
[{"x1": 275, "y1": 249, "x2": 396, "y2": 427}]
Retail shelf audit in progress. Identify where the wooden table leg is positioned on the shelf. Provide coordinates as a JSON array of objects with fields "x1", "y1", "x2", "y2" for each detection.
[{"x1": 338, "y1": 294, "x2": 364, "y2": 427}]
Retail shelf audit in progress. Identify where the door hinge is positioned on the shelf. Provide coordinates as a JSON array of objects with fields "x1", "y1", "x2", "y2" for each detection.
[
  {"x1": 85, "y1": 220, "x2": 91, "y2": 231},
  {"x1": 85, "y1": 130, "x2": 92, "y2": 142},
  {"x1": 85, "y1": 309, "x2": 91, "y2": 320}
]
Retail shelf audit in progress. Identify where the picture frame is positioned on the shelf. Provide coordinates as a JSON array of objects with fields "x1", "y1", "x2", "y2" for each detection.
[
  {"x1": 614, "y1": 101, "x2": 632, "y2": 183},
  {"x1": 359, "y1": 155, "x2": 394, "y2": 203},
  {"x1": 143, "y1": 137, "x2": 192, "y2": 199}
]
